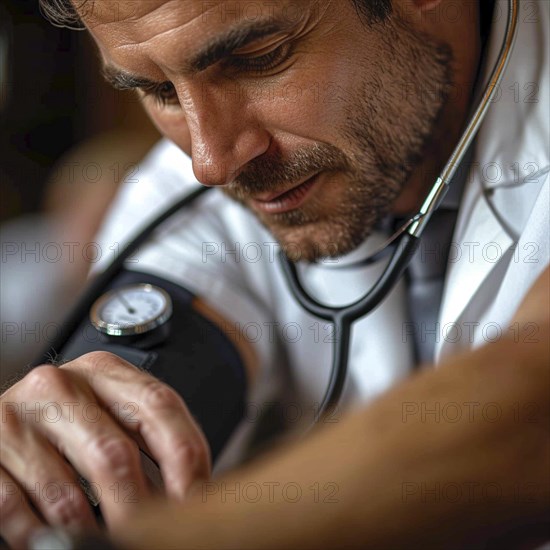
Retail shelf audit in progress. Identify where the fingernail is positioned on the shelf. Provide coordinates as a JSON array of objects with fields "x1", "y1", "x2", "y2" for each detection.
[
  {"x1": 29, "y1": 529, "x2": 73, "y2": 550},
  {"x1": 29, "y1": 529, "x2": 118, "y2": 550}
]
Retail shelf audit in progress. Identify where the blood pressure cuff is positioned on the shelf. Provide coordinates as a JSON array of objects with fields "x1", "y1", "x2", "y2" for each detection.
[{"x1": 53, "y1": 269, "x2": 248, "y2": 463}]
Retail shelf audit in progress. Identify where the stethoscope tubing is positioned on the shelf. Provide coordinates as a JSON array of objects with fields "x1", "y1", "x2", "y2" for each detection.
[
  {"x1": 279, "y1": 233, "x2": 421, "y2": 418},
  {"x1": 36, "y1": 0, "x2": 521, "y2": 435},
  {"x1": 36, "y1": 186, "x2": 212, "y2": 364},
  {"x1": 278, "y1": 0, "x2": 520, "y2": 423}
]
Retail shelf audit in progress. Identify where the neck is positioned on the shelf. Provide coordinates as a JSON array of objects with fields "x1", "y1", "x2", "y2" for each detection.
[{"x1": 391, "y1": 2, "x2": 483, "y2": 216}]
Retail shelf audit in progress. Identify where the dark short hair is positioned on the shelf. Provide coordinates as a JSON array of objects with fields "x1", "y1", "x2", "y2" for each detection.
[
  {"x1": 39, "y1": 0, "x2": 392, "y2": 29},
  {"x1": 38, "y1": 0, "x2": 86, "y2": 29},
  {"x1": 351, "y1": 0, "x2": 392, "y2": 23}
]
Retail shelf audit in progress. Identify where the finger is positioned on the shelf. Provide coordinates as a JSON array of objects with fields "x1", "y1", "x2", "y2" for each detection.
[
  {"x1": 67, "y1": 352, "x2": 212, "y2": 501},
  {"x1": 1, "y1": 421, "x2": 97, "y2": 534},
  {"x1": 133, "y1": 379, "x2": 212, "y2": 501},
  {"x1": 10, "y1": 365, "x2": 151, "y2": 529},
  {"x1": 0, "y1": 467, "x2": 44, "y2": 549}
]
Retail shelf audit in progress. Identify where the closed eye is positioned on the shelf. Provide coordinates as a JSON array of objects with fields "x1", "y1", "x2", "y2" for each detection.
[
  {"x1": 226, "y1": 41, "x2": 294, "y2": 75},
  {"x1": 142, "y1": 41, "x2": 294, "y2": 109},
  {"x1": 142, "y1": 81, "x2": 179, "y2": 108}
]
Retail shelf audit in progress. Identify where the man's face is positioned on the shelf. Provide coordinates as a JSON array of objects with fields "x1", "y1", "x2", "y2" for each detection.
[{"x1": 82, "y1": 0, "x2": 454, "y2": 261}]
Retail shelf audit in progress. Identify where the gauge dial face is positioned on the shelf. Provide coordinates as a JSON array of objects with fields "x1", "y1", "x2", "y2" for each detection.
[{"x1": 90, "y1": 284, "x2": 172, "y2": 336}]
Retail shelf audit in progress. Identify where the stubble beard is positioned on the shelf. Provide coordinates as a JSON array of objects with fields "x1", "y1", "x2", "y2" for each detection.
[{"x1": 223, "y1": 17, "x2": 454, "y2": 263}]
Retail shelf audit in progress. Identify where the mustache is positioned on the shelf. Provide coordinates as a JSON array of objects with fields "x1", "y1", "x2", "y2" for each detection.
[{"x1": 225, "y1": 143, "x2": 350, "y2": 200}]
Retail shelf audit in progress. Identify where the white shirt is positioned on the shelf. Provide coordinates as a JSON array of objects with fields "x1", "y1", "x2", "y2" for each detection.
[{"x1": 93, "y1": 0, "x2": 549, "y2": 471}]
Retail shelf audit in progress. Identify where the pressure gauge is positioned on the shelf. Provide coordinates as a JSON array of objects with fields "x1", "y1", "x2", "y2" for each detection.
[{"x1": 90, "y1": 284, "x2": 172, "y2": 337}]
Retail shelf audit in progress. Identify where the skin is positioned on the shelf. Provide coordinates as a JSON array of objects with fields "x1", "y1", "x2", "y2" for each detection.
[
  {"x1": 112, "y1": 267, "x2": 550, "y2": 550},
  {"x1": 0, "y1": 297, "x2": 257, "y2": 549},
  {"x1": 0, "y1": 351, "x2": 212, "y2": 547},
  {"x1": 83, "y1": 0, "x2": 480, "y2": 260},
  {"x1": 3, "y1": 0, "x2": 545, "y2": 548}
]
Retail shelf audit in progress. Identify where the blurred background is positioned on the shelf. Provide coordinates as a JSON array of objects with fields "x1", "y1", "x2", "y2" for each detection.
[{"x1": 0, "y1": 0, "x2": 160, "y2": 383}]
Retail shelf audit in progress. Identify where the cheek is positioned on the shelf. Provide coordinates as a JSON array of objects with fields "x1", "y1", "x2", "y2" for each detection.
[
  {"x1": 246, "y1": 59, "x2": 366, "y2": 149},
  {"x1": 139, "y1": 63, "x2": 363, "y2": 159},
  {"x1": 143, "y1": 104, "x2": 192, "y2": 156}
]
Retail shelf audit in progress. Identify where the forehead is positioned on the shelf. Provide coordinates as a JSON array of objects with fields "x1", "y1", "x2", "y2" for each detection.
[
  {"x1": 79, "y1": 0, "x2": 321, "y2": 78},
  {"x1": 81, "y1": 0, "x2": 317, "y2": 52},
  {"x1": 84, "y1": 1, "x2": 213, "y2": 41}
]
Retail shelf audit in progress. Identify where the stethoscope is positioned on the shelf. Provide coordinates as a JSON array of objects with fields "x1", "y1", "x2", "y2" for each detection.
[
  {"x1": 280, "y1": 1, "x2": 520, "y2": 419},
  {"x1": 48, "y1": 0, "x2": 520, "y2": 424}
]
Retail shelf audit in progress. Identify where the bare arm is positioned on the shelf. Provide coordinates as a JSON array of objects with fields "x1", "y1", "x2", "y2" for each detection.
[{"x1": 113, "y1": 267, "x2": 549, "y2": 549}]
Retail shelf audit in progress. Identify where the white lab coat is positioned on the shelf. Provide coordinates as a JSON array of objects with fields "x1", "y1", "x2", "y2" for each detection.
[
  {"x1": 436, "y1": 0, "x2": 549, "y2": 360},
  {"x1": 93, "y1": 0, "x2": 549, "y2": 470}
]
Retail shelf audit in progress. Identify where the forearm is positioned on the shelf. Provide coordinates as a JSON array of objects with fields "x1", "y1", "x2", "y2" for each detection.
[{"x1": 114, "y1": 326, "x2": 550, "y2": 549}]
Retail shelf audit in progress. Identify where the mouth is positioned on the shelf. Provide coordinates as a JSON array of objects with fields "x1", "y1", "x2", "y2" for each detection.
[{"x1": 251, "y1": 173, "x2": 321, "y2": 214}]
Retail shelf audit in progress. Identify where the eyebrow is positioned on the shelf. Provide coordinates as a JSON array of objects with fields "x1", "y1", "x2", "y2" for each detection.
[
  {"x1": 102, "y1": 67, "x2": 158, "y2": 91},
  {"x1": 102, "y1": 17, "x2": 295, "y2": 91}
]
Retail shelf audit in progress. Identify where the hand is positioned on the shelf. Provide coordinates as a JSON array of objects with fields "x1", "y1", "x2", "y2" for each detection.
[{"x1": 0, "y1": 351, "x2": 211, "y2": 549}]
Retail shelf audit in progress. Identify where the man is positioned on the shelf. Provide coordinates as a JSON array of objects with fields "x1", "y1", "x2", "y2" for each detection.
[{"x1": 1, "y1": 0, "x2": 548, "y2": 548}]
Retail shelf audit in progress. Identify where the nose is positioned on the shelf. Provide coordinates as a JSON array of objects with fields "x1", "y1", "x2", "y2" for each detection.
[{"x1": 179, "y1": 82, "x2": 272, "y2": 186}]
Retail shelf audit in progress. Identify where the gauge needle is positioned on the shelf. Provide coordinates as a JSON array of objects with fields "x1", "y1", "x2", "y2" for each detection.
[{"x1": 116, "y1": 292, "x2": 136, "y2": 314}]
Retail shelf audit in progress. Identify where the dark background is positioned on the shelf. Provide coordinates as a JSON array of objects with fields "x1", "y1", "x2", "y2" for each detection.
[
  {"x1": 0, "y1": 0, "x2": 160, "y2": 382},
  {"x1": 0, "y1": 0, "x2": 158, "y2": 223}
]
